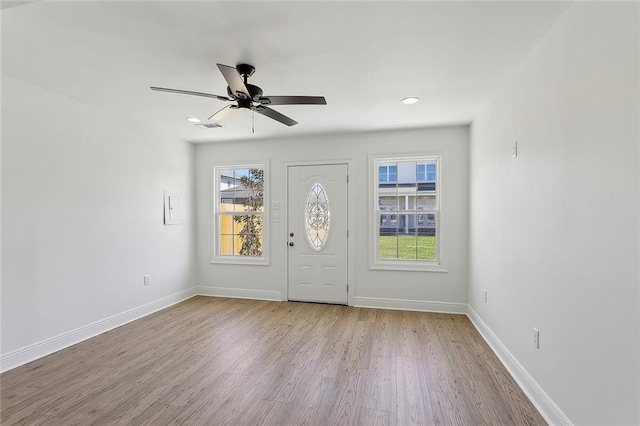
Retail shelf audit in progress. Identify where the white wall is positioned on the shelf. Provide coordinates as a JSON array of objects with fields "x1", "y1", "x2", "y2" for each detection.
[
  {"x1": 469, "y1": 3, "x2": 639, "y2": 425},
  {"x1": 195, "y1": 126, "x2": 469, "y2": 311},
  {"x1": 1, "y1": 76, "x2": 196, "y2": 362}
]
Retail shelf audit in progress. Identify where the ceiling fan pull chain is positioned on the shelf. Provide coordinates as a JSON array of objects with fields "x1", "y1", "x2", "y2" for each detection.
[{"x1": 252, "y1": 107, "x2": 255, "y2": 134}]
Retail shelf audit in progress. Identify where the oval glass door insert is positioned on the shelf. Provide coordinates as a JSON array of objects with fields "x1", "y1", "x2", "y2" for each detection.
[{"x1": 305, "y1": 183, "x2": 330, "y2": 251}]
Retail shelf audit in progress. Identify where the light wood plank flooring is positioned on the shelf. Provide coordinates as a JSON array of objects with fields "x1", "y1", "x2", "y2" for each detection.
[{"x1": 1, "y1": 296, "x2": 546, "y2": 425}]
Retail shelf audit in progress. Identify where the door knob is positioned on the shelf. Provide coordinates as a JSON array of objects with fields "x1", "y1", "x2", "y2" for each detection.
[{"x1": 289, "y1": 242, "x2": 294, "y2": 247}]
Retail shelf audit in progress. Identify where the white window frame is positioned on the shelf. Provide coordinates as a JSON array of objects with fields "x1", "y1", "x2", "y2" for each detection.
[
  {"x1": 210, "y1": 161, "x2": 269, "y2": 265},
  {"x1": 369, "y1": 154, "x2": 446, "y2": 272}
]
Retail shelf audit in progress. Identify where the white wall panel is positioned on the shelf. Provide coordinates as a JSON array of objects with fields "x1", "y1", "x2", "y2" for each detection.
[
  {"x1": 1, "y1": 76, "x2": 196, "y2": 359},
  {"x1": 195, "y1": 127, "x2": 469, "y2": 307},
  {"x1": 469, "y1": 3, "x2": 639, "y2": 424}
]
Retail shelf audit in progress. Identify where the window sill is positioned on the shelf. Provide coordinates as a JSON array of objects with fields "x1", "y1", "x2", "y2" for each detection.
[
  {"x1": 210, "y1": 257, "x2": 269, "y2": 266},
  {"x1": 369, "y1": 261, "x2": 448, "y2": 273}
]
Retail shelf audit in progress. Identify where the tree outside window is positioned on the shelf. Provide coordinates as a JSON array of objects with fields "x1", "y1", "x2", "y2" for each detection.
[{"x1": 234, "y1": 168, "x2": 263, "y2": 256}]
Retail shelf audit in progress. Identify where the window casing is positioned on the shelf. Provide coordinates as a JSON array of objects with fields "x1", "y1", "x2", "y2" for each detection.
[
  {"x1": 212, "y1": 163, "x2": 268, "y2": 265},
  {"x1": 371, "y1": 155, "x2": 444, "y2": 271}
]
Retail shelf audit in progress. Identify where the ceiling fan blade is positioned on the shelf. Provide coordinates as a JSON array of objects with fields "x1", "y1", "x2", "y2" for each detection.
[
  {"x1": 208, "y1": 105, "x2": 238, "y2": 121},
  {"x1": 254, "y1": 105, "x2": 298, "y2": 126},
  {"x1": 150, "y1": 86, "x2": 231, "y2": 102},
  {"x1": 216, "y1": 64, "x2": 250, "y2": 100},
  {"x1": 258, "y1": 96, "x2": 327, "y2": 106}
]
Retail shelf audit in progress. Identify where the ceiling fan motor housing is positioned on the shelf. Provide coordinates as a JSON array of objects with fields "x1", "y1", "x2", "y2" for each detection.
[
  {"x1": 227, "y1": 83, "x2": 263, "y2": 106},
  {"x1": 225, "y1": 63, "x2": 261, "y2": 106}
]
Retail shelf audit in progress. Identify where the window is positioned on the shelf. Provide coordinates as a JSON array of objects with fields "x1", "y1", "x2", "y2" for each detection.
[
  {"x1": 212, "y1": 163, "x2": 268, "y2": 264},
  {"x1": 378, "y1": 165, "x2": 397, "y2": 183},
  {"x1": 372, "y1": 156, "x2": 443, "y2": 271}
]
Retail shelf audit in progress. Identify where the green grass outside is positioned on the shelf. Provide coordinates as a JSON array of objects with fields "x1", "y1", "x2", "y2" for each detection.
[{"x1": 379, "y1": 235, "x2": 436, "y2": 261}]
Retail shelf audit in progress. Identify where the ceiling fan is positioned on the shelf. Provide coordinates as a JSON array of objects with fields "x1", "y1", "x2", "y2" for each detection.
[{"x1": 151, "y1": 63, "x2": 327, "y2": 127}]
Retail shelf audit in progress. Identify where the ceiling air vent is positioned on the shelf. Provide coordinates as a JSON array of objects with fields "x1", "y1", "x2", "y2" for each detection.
[{"x1": 195, "y1": 123, "x2": 222, "y2": 129}]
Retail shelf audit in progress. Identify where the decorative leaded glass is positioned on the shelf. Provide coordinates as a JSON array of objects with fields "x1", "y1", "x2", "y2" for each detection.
[{"x1": 305, "y1": 183, "x2": 330, "y2": 250}]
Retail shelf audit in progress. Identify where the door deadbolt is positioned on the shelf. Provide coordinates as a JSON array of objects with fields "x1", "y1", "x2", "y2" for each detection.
[{"x1": 289, "y1": 232, "x2": 294, "y2": 237}]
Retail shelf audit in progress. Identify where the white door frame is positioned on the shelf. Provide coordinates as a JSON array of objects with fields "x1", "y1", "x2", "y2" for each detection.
[{"x1": 283, "y1": 159, "x2": 355, "y2": 306}]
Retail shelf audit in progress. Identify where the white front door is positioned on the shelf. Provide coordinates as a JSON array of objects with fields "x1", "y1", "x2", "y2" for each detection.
[{"x1": 287, "y1": 164, "x2": 348, "y2": 304}]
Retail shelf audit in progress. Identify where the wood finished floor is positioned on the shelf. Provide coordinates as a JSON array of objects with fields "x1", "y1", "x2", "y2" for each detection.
[{"x1": 1, "y1": 296, "x2": 546, "y2": 425}]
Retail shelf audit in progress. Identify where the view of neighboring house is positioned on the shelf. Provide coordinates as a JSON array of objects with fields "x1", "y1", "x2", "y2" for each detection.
[
  {"x1": 219, "y1": 173, "x2": 244, "y2": 191},
  {"x1": 220, "y1": 184, "x2": 254, "y2": 206},
  {"x1": 218, "y1": 169, "x2": 263, "y2": 209},
  {"x1": 378, "y1": 160, "x2": 437, "y2": 236}
]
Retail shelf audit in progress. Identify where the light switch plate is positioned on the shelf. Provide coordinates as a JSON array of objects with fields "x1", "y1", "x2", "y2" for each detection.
[{"x1": 163, "y1": 192, "x2": 182, "y2": 225}]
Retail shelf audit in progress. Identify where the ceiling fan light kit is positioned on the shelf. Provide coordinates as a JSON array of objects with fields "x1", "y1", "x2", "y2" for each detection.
[{"x1": 151, "y1": 63, "x2": 327, "y2": 128}]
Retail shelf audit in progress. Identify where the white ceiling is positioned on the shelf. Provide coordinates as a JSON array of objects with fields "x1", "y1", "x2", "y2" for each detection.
[{"x1": 2, "y1": 1, "x2": 570, "y2": 143}]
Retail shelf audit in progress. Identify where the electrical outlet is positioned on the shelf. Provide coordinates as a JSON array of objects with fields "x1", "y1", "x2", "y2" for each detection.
[
  {"x1": 483, "y1": 290, "x2": 488, "y2": 303},
  {"x1": 143, "y1": 275, "x2": 150, "y2": 286},
  {"x1": 533, "y1": 328, "x2": 540, "y2": 349}
]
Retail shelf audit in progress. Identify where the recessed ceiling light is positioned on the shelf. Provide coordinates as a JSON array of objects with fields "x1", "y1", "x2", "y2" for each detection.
[
  {"x1": 401, "y1": 97, "x2": 420, "y2": 105},
  {"x1": 186, "y1": 117, "x2": 201, "y2": 123}
]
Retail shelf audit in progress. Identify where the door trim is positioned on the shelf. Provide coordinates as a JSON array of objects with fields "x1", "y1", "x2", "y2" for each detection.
[{"x1": 283, "y1": 159, "x2": 355, "y2": 306}]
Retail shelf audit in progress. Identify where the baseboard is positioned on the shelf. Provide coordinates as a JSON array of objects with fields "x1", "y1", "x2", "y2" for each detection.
[
  {"x1": 0, "y1": 287, "x2": 197, "y2": 373},
  {"x1": 196, "y1": 286, "x2": 283, "y2": 301},
  {"x1": 466, "y1": 305, "x2": 573, "y2": 426},
  {"x1": 353, "y1": 296, "x2": 466, "y2": 314}
]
